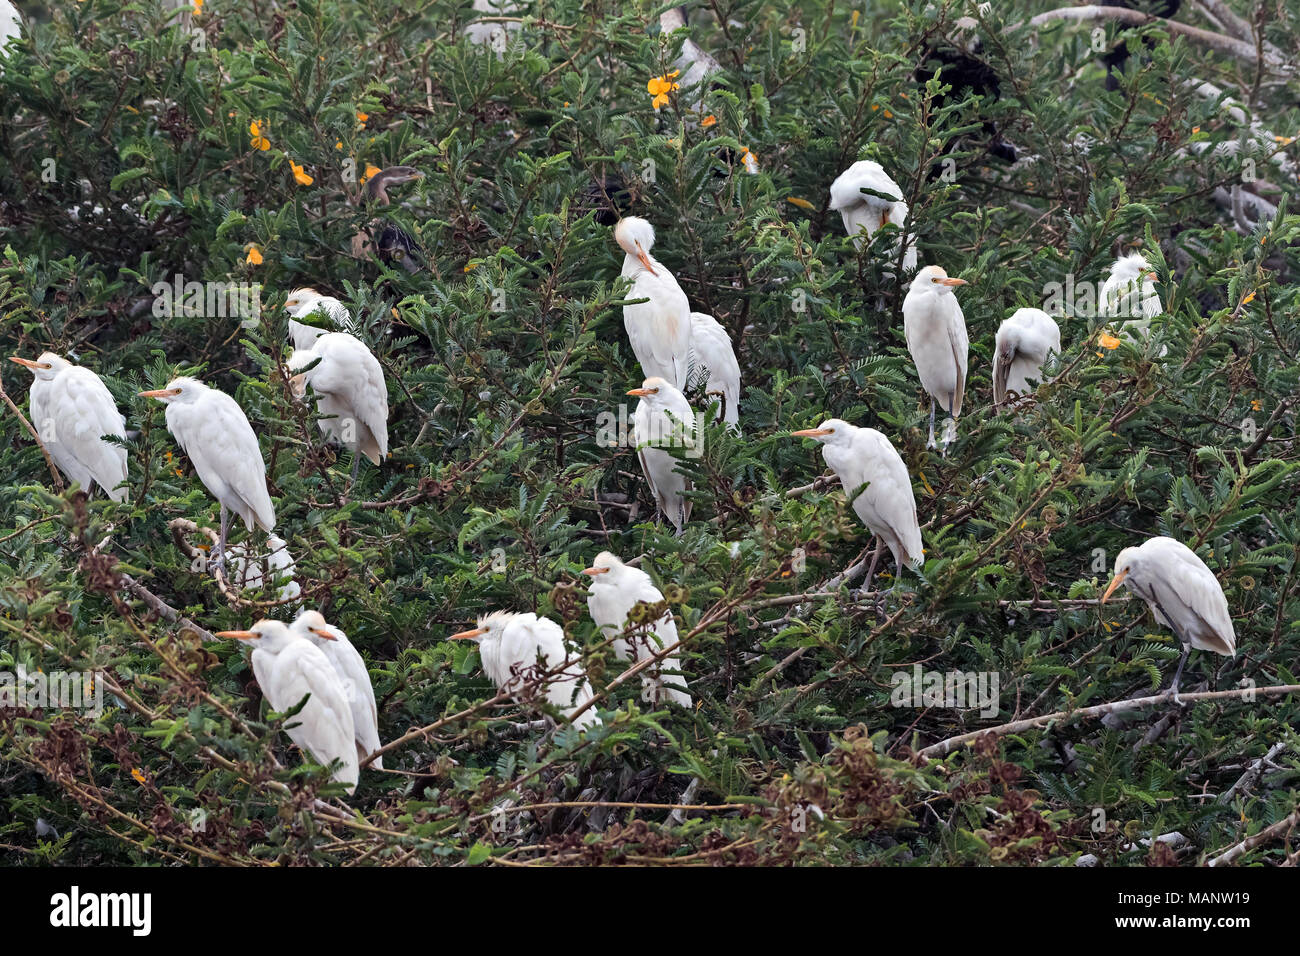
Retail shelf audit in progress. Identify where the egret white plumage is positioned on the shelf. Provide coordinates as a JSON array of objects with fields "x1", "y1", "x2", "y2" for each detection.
[
  {"x1": 225, "y1": 533, "x2": 301, "y2": 605},
  {"x1": 291, "y1": 610, "x2": 383, "y2": 769},
  {"x1": 615, "y1": 217, "x2": 692, "y2": 389},
  {"x1": 582, "y1": 552, "x2": 692, "y2": 708},
  {"x1": 214, "y1": 619, "x2": 358, "y2": 794},
  {"x1": 140, "y1": 377, "x2": 276, "y2": 569},
  {"x1": 0, "y1": 1, "x2": 20, "y2": 58},
  {"x1": 1099, "y1": 253, "x2": 1162, "y2": 339},
  {"x1": 449, "y1": 611, "x2": 599, "y2": 730},
  {"x1": 284, "y1": 288, "x2": 352, "y2": 351},
  {"x1": 992, "y1": 308, "x2": 1061, "y2": 407},
  {"x1": 790, "y1": 419, "x2": 923, "y2": 580},
  {"x1": 1100, "y1": 536, "x2": 1237, "y2": 704},
  {"x1": 10, "y1": 353, "x2": 128, "y2": 502},
  {"x1": 288, "y1": 331, "x2": 389, "y2": 482},
  {"x1": 828, "y1": 159, "x2": 917, "y2": 270},
  {"x1": 903, "y1": 266, "x2": 969, "y2": 449},
  {"x1": 627, "y1": 377, "x2": 697, "y2": 534},
  {"x1": 688, "y1": 312, "x2": 741, "y2": 430}
]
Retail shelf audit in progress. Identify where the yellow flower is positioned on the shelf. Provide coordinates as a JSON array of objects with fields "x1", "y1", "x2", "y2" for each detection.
[
  {"x1": 246, "y1": 245, "x2": 263, "y2": 266},
  {"x1": 356, "y1": 111, "x2": 368, "y2": 124},
  {"x1": 1242, "y1": 291, "x2": 1256, "y2": 305},
  {"x1": 700, "y1": 114, "x2": 718, "y2": 128},
  {"x1": 1251, "y1": 399, "x2": 1262, "y2": 411},
  {"x1": 335, "y1": 140, "x2": 343, "y2": 150},
  {"x1": 1191, "y1": 126, "x2": 1200, "y2": 134},
  {"x1": 249, "y1": 120, "x2": 271, "y2": 151},
  {"x1": 787, "y1": 196, "x2": 815, "y2": 210},
  {"x1": 647, "y1": 71, "x2": 680, "y2": 110},
  {"x1": 883, "y1": 109, "x2": 893, "y2": 119},
  {"x1": 464, "y1": 261, "x2": 479, "y2": 272},
  {"x1": 1098, "y1": 333, "x2": 1121, "y2": 350},
  {"x1": 289, "y1": 159, "x2": 313, "y2": 186},
  {"x1": 359, "y1": 163, "x2": 382, "y2": 184},
  {"x1": 131, "y1": 768, "x2": 147, "y2": 784},
  {"x1": 193, "y1": 0, "x2": 202, "y2": 14}
]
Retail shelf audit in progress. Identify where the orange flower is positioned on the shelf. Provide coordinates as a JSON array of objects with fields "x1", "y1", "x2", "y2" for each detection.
[
  {"x1": 359, "y1": 163, "x2": 382, "y2": 184},
  {"x1": 356, "y1": 111, "x2": 369, "y2": 125},
  {"x1": 700, "y1": 114, "x2": 718, "y2": 128},
  {"x1": 249, "y1": 121, "x2": 271, "y2": 151},
  {"x1": 131, "y1": 768, "x2": 147, "y2": 784},
  {"x1": 647, "y1": 71, "x2": 680, "y2": 110},
  {"x1": 193, "y1": 0, "x2": 202, "y2": 14},
  {"x1": 289, "y1": 160, "x2": 313, "y2": 186},
  {"x1": 1251, "y1": 399, "x2": 1262, "y2": 411},
  {"x1": 1098, "y1": 332, "x2": 1121, "y2": 350},
  {"x1": 246, "y1": 245, "x2": 263, "y2": 266},
  {"x1": 787, "y1": 196, "x2": 815, "y2": 210},
  {"x1": 1241, "y1": 291, "x2": 1256, "y2": 305}
]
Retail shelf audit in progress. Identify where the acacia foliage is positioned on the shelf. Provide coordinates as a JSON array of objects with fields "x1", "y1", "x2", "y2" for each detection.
[{"x1": 1, "y1": 0, "x2": 1299, "y2": 866}]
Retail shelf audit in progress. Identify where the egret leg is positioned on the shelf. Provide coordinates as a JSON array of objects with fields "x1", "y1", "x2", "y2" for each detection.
[
  {"x1": 216, "y1": 505, "x2": 228, "y2": 572},
  {"x1": 1168, "y1": 643, "x2": 1191, "y2": 706},
  {"x1": 927, "y1": 401, "x2": 936, "y2": 449},
  {"x1": 350, "y1": 451, "x2": 361, "y2": 488}
]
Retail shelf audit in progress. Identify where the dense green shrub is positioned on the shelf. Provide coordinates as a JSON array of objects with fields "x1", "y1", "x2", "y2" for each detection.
[{"x1": 1, "y1": 0, "x2": 1298, "y2": 865}]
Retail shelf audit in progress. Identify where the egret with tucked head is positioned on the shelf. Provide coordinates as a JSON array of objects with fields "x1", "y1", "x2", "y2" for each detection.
[{"x1": 1101, "y1": 536, "x2": 1237, "y2": 704}]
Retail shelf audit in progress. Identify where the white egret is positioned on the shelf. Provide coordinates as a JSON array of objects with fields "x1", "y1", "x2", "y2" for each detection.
[
  {"x1": 688, "y1": 312, "x2": 741, "y2": 430},
  {"x1": 903, "y1": 266, "x2": 969, "y2": 449},
  {"x1": 1099, "y1": 253, "x2": 1162, "y2": 339},
  {"x1": 582, "y1": 552, "x2": 692, "y2": 708},
  {"x1": 0, "y1": 1, "x2": 20, "y2": 58},
  {"x1": 615, "y1": 217, "x2": 692, "y2": 389},
  {"x1": 1101, "y1": 536, "x2": 1237, "y2": 704},
  {"x1": 288, "y1": 331, "x2": 389, "y2": 482},
  {"x1": 992, "y1": 308, "x2": 1061, "y2": 407},
  {"x1": 449, "y1": 611, "x2": 599, "y2": 730},
  {"x1": 790, "y1": 419, "x2": 924, "y2": 580},
  {"x1": 464, "y1": 0, "x2": 520, "y2": 48},
  {"x1": 284, "y1": 288, "x2": 352, "y2": 351},
  {"x1": 139, "y1": 377, "x2": 276, "y2": 569},
  {"x1": 225, "y1": 533, "x2": 301, "y2": 605},
  {"x1": 829, "y1": 159, "x2": 917, "y2": 269},
  {"x1": 292, "y1": 610, "x2": 383, "y2": 769},
  {"x1": 627, "y1": 377, "x2": 697, "y2": 534},
  {"x1": 10, "y1": 353, "x2": 128, "y2": 502},
  {"x1": 214, "y1": 619, "x2": 358, "y2": 794}
]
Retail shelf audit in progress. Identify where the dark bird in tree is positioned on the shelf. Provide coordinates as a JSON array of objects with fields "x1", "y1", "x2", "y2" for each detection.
[
  {"x1": 915, "y1": 42, "x2": 1020, "y2": 173},
  {"x1": 352, "y1": 165, "x2": 425, "y2": 274},
  {"x1": 1099, "y1": 0, "x2": 1183, "y2": 91}
]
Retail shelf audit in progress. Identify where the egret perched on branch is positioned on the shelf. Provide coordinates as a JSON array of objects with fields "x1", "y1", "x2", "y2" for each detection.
[
  {"x1": 1099, "y1": 253, "x2": 1162, "y2": 340},
  {"x1": 628, "y1": 377, "x2": 697, "y2": 534},
  {"x1": 615, "y1": 217, "x2": 692, "y2": 389},
  {"x1": 1101, "y1": 536, "x2": 1236, "y2": 705},
  {"x1": 139, "y1": 377, "x2": 276, "y2": 569},
  {"x1": 288, "y1": 332, "x2": 389, "y2": 482},
  {"x1": 688, "y1": 312, "x2": 741, "y2": 430},
  {"x1": 903, "y1": 266, "x2": 969, "y2": 449},
  {"x1": 448, "y1": 611, "x2": 600, "y2": 730},
  {"x1": 214, "y1": 619, "x2": 359, "y2": 794},
  {"x1": 829, "y1": 159, "x2": 917, "y2": 270},
  {"x1": 992, "y1": 308, "x2": 1061, "y2": 407},
  {"x1": 583, "y1": 552, "x2": 692, "y2": 708},
  {"x1": 225, "y1": 534, "x2": 301, "y2": 605},
  {"x1": 790, "y1": 419, "x2": 923, "y2": 581},
  {"x1": 292, "y1": 610, "x2": 383, "y2": 769},
  {"x1": 284, "y1": 288, "x2": 352, "y2": 351},
  {"x1": 10, "y1": 353, "x2": 128, "y2": 502}
]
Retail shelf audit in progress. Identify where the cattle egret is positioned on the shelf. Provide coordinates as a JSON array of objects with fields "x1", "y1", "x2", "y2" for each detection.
[
  {"x1": 0, "y1": 1, "x2": 20, "y2": 58},
  {"x1": 291, "y1": 610, "x2": 383, "y2": 770},
  {"x1": 464, "y1": 0, "x2": 520, "y2": 47},
  {"x1": 225, "y1": 533, "x2": 301, "y2": 605},
  {"x1": 582, "y1": 552, "x2": 692, "y2": 708},
  {"x1": 284, "y1": 288, "x2": 352, "y2": 351},
  {"x1": 627, "y1": 377, "x2": 697, "y2": 534},
  {"x1": 10, "y1": 353, "x2": 128, "y2": 502},
  {"x1": 828, "y1": 159, "x2": 917, "y2": 269},
  {"x1": 139, "y1": 377, "x2": 276, "y2": 569},
  {"x1": 615, "y1": 217, "x2": 692, "y2": 389},
  {"x1": 992, "y1": 308, "x2": 1061, "y2": 407},
  {"x1": 288, "y1": 332, "x2": 389, "y2": 482},
  {"x1": 448, "y1": 611, "x2": 600, "y2": 730},
  {"x1": 688, "y1": 312, "x2": 741, "y2": 430},
  {"x1": 903, "y1": 266, "x2": 969, "y2": 449},
  {"x1": 790, "y1": 419, "x2": 924, "y2": 579},
  {"x1": 1099, "y1": 253, "x2": 1162, "y2": 339},
  {"x1": 214, "y1": 619, "x2": 358, "y2": 794},
  {"x1": 1100, "y1": 536, "x2": 1236, "y2": 704}
]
